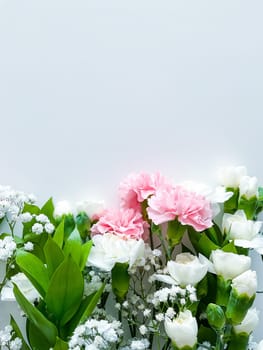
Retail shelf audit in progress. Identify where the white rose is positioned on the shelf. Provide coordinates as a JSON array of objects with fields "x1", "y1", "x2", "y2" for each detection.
[
  {"x1": 233, "y1": 308, "x2": 259, "y2": 335},
  {"x1": 164, "y1": 310, "x2": 198, "y2": 349},
  {"x1": 239, "y1": 176, "x2": 258, "y2": 199},
  {"x1": 1, "y1": 273, "x2": 40, "y2": 302},
  {"x1": 205, "y1": 250, "x2": 251, "y2": 280},
  {"x1": 154, "y1": 253, "x2": 207, "y2": 287},
  {"x1": 76, "y1": 200, "x2": 104, "y2": 219},
  {"x1": 54, "y1": 200, "x2": 72, "y2": 218},
  {"x1": 257, "y1": 341, "x2": 263, "y2": 350},
  {"x1": 87, "y1": 233, "x2": 145, "y2": 271},
  {"x1": 231, "y1": 270, "x2": 257, "y2": 298},
  {"x1": 218, "y1": 166, "x2": 247, "y2": 188},
  {"x1": 222, "y1": 210, "x2": 262, "y2": 245}
]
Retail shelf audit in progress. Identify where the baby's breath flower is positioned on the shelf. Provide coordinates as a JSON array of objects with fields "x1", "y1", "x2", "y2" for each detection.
[
  {"x1": 24, "y1": 242, "x2": 34, "y2": 251},
  {"x1": 32, "y1": 223, "x2": 43, "y2": 234}
]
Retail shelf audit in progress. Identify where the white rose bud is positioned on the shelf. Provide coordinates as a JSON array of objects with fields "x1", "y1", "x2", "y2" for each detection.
[
  {"x1": 54, "y1": 200, "x2": 72, "y2": 218},
  {"x1": 239, "y1": 176, "x2": 258, "y2": 199},
  {"x1": 231, "y1": 270, "x2": 257, "y2": 298},
  {"x1": 222, "y1": 210, "x2": 262, "y2": 241},
  {"x1": 155, "y1": 253, "x2": 207, "y2": 287},
  {"x1": 226, "y1": 270, "x2": 257, "y2": 324},
  {"x1": 209, "y1": 250, "x2": 251, "y2": 280},
  {"x1": 76, "y1": 200, "x2": 104, "y2": 219},
  {"x1": 233, "y1": 308, "x2": 259, "y2": 335},
  {"x1": 218, "y1": 166, "x2": 247, "y2": 188},
  {"x1": 87, "y1": 233, "x2": 145, "y2": 271},
  {"x1": 164, "y1": 310, "x2": 198, "y2": 349}
]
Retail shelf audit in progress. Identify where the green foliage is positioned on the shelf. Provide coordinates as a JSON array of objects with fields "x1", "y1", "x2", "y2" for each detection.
[{"x1": 13, "y1": 216, "x2": 104, "y2": 349}]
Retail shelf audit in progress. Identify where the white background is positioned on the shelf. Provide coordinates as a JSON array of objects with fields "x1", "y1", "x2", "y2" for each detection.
[{"x1": 0, "y1": 0, "x2": 263, "y2": 342}]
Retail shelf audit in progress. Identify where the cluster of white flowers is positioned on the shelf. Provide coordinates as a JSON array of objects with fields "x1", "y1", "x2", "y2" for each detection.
[
  {"x1": 150, "y1": 284, "x2": 197, "y2": 308},
  {"x1": 0, "y1": 185, "x2": 35, "y2": 224},
  {"x1": 120, "y1": 338, "x2": 150, "y2": 350},
  {"x1": 20, "y1": 213, "x2": 55, "y2": 235},
  {"x1": 69, "y1": 319, "x2": 123, "y2": 350},
  {"x1": 0, "y1": 236, "x2": 16, "y2": 261},
  {"x1": 84, "y1": 269, "x2": 111, "y2": 296},
  {"x1": 0, "y1": 325, "x2": 22, "y2": 350}
]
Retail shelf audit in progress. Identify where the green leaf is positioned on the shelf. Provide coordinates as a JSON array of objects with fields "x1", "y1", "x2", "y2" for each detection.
[
  {"x1": 45, "y1": 255, "x2": 84, "y2": 326},
  {"x1": 41, "y1": 198, "x2": 55, "y2": 224},
  {"x1": 66, "y1": 282, "x2": 105, "y2": 334},
  {"x1": 222, "y1": 241, "x2": 237, "y2": 254},
  {"x1": 10, "y1": 316, "x2": 31, "y2": 350},
  {"x1": 13, "y1": 284, "x2": 58, "y2": 347},
  {"x1": 198, "y1": 234, "x2": 219, "y2": 258},
  {"x1": 27, "y1": 320, "x2": 53, "y2": 350},
  {"x1": 44, "y1": 236, "x2": 65, "y2": 278},
  {"x1": 205, "y1": 223, "x2": 223, "y2": 246},
  {"x1": 76, "y1": 212, "x2": 91, "y2": 241},
  {"x1": 167, "y1": 219, "x2": 186, "y2": 248},
  {"x1": 111, "y1": 262, "x2": 130, "y2": 302},
  {"x1": 53, "y1": 337, "x2": 68, "y2": 350},
  {"x1": 79, "y1": 241, "x2": 92, "y2": 271},
  {"x1": 16, "y1": 250, "x2": 49, "y2": 298},
  {"x1": 53, "y1": 220, "x2": 65, "y2": 248},
  {"x1": 23, "y1": 203, "x2": 41, "y2": 215},
  {"x1": 63, "y1": 230, "x2": 83, "y2": 267},
  {"x1": 64, "y1": 214, "x2": 76, "y2": 240}
]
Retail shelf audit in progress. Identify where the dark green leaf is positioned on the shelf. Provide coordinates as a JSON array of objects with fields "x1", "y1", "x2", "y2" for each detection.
[
  {"x1": 45, "y1": 255, "x2": 84, "y2": 326},
  {"x1": 13, "y1": 284, "x2": 58, "y2": 347}
]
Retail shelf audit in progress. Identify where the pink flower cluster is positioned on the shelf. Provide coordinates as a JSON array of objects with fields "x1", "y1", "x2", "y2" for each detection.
[
  {"x1": 91, "y1": 172, "x2": 213, "y2": 241},
  {"x1": 91, "y1": 208, "x2": 146, "y2": 240},
  {"x1": 119, "y1": 172, "x2": 171, "y2": 211},
  {"x1": 147, "y1": 186, "x2": 213, "y2": 232}
]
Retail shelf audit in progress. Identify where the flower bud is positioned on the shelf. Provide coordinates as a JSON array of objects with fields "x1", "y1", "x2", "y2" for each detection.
[
  {"x1": 239, "y1": 176, "x2": 258, "y2": 200},
  {"x1": 226, "y1": 270, "x2": 257, "y2": 324},
  {"x1": 206, "y1": 303, "x2": 225, "y2": 330}
]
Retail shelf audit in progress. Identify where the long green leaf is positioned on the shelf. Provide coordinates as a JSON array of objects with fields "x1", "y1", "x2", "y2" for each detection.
[
  {"x1": 53, "y1": 220, "x2": 64, "y2": 248},
  {"x1": 53, "y1": 337, "x2": 68, "y2": 350},
  {"x1": 41, "y1": 197, "x2": 55, "y2": 224},
  {"x1": 13, "y1": 284, "x2": 58, "y2": 347},
  {"x1": 45, "y1": 255, "x2": 84, "y2": 326},
  {"x1": 67, "y1": 282, "x2": 105, "y2": 334},
  {"x1": 16, "y1": 250, "x2": 49, "y2": 297},
  {"x1": 79, "y1": 241, "x2": 92, "y2": 271},
  {"x1": 44, "y1": 236, "x2": 65, "y2": 278},
  {"x1": 27, "y1": 320, "x2": 53, "y2": 350}
]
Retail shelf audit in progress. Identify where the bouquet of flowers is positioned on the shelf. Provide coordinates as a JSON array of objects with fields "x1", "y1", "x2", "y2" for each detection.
[{"x1": 0, "y1": 166, "x2": 263, "y2": 350}]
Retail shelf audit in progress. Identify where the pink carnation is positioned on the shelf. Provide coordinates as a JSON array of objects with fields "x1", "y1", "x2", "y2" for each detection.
[
  {"x1": 119, "y1": 172, "x2": 172, "y2": 211},
  {"x1": 147, "y1": 186, "x2": 213, "y2": 232},
  {"x1": 91, "y1": 208, "x2": 146, "y2": 240}
]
